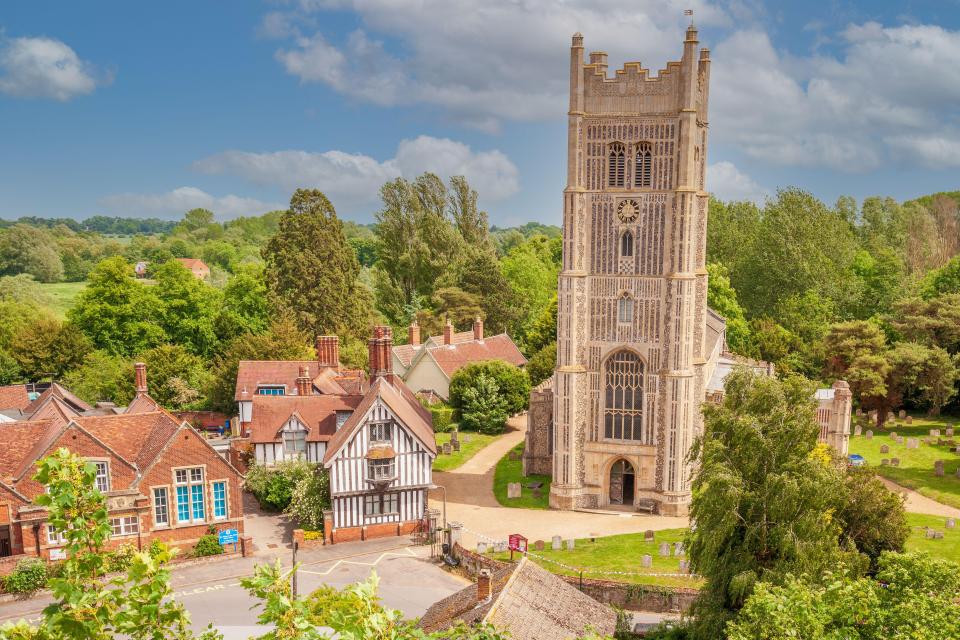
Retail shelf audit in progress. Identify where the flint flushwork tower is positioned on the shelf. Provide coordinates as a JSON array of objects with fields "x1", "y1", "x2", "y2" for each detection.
[{"x1": 550, "y1": 27, "x2": 711, "y2": 516}]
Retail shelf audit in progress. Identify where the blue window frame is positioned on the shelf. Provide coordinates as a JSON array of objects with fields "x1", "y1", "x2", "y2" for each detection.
[
  {"x1": 213, "y1": 481, "x2": 227, "y2": 519},
  {"x1": 176, "y1": 486, "x2": 190, "y2": 522},
  {"x1": 191, "y1": 484, "x2": 205, "y2": 520},
  {"x1": 257, "y1": 386, "x2": 285, "y2": 396}
]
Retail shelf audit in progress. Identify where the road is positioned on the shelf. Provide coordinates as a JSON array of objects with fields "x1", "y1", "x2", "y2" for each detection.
[{"x1": 0, "y1": 538, "x2": 469, "y2": 639}]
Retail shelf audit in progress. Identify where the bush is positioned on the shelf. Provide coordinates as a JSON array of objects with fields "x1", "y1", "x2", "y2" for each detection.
[
  {"x1": 449, "y1": 360, "x2": 530, "y2": 418},
  {"x1": 526, "y1": 342, "x2": 556, "y2": 387},
  {"x1": 459, "y1": 373, "x2": 510, "y2": 434},
  {"x1": 287, "y1": 466, "x2": 330, "y2": 531},
  {"x1": 428, "y1": 403, "x2": 455, "y2": 432},
  {"x1": 245, "y1": 459, "x2": 313, "y2": 511},
  {"x1": 106, "y1": 543, "x2": 138, "y2": 573},
  {"x1": 148, "y1": 539, "x2": 168, "y2": 561},
  {"x1": 4, "y1": 557, "x2": 47, "y2": 593},
  {"x1": 192, "y1": 534, "x2": 224, "y2": 558}
]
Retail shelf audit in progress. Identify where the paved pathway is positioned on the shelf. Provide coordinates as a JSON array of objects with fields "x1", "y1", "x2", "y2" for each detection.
[
  {"x1": 430, "y1": 414, "x2": 688, "y2": 546},
  {"x1": 242, "y1": 490, "x2": 295, "y2": 551},
  {"x1": 879, "y1": 477, "x2": 960, "y2": 518}
]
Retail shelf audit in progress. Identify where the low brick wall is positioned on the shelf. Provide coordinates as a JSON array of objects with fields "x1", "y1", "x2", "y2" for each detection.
[
  {"x1": 325, "y1": 520, "x2": 421, "y2": 545},
  {"x1": 452, "y1": 543, "x2": 697, "y2": 614},
  {"x1": 0, "y1": 553, "x2": 31, "y2": 576}
]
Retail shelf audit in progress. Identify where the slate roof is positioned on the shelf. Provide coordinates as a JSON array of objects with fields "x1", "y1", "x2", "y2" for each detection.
[
  {"x1": 427, "y1": 334, "x2": 527, "y2": 378},
  {"x1": 419, "y1": 558, "x2": 616, "y2": 639},
  {"x1": 0, "y1": 385, "x2": 30, "y2": 412},
  {"x1": 234, "y1": 361, "x2": 366, "y2": 401},
  {"x1": 247, "y1": 395, "x2": 363, "y2": 444}
]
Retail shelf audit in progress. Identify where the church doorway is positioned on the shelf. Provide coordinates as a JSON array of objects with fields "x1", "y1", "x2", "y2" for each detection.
[{"x1": 609, "y1": 459, "x2": 635, "y2": 505}]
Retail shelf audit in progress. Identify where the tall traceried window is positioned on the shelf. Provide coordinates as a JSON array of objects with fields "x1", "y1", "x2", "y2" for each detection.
[
  {"x1": 620, "y1": 230, "x2": 634, "y2": 257},
  {"x1": 635, "y1": 142, "x2": 652, "y2": 188},
  {"x1": 603, "y1": 350, "x2": 644, "y2": 441},
  {"x1": 608, "y1": 142, "x2": 626, "y2": 188},
  {"x1": 617, "y1": 293, "x2": 634, "y2": 324}
]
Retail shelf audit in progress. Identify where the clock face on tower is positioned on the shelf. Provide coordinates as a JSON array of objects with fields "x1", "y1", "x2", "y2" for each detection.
[{"x1": 617, "y1": 199, "x2": 640, "y2": 223}]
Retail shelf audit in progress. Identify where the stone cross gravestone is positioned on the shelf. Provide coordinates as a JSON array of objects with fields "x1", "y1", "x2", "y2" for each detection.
[
  {"x1": 641, "y1": 554, "x2": 653, "y2": 568},
  {"x1": 552, "y1": 536, "x2": 562, "y2": 550}
]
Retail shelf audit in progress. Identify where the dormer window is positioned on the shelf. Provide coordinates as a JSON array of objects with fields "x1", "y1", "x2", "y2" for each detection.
[
  {"x1": 335, "y1": 411, "x2": 352, "y2": 430},
  {"x1": 635, "y1": 142, "x2": 652, "y2": 188},
  {"x1": 257, "y1": 385, "x2": 285, "y2": 396},
  {"x1": 283, "y1": 430, "x2": 306, "y2": 456},
  {"x1": 369, "y1": 422, "x2": 392, "y2": 443},
  {"x1": 608, "y1": 142, "x2": 626, "y2": 188}
]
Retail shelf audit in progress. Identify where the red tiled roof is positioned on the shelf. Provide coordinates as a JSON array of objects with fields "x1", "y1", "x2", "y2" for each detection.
[
  {"x1": 425, "y1": 330, "x2": 476, "y2": 347},
  {"x1": 247, "y1": 395, "x2": 363, "y2": 444},
  {"x1": 27, "y1": 395, "x2": 81, "y2": 428},
  {"x1": 0, "y1": 420, "x2": 58, "y2": 479},
  {"x1": 323, "y1": 377, "x2": 435, "y2": 464},
  {"x1": 125, "y1": 393, "x2": 161, "y2": 415},
  {"x1": 392, "y1": 343, "x2": 422, "y2": 368},
  {"x1": 427, "y1": 334, "x2": 527, "y2": 378},
  {"x1": 72, "y1": 411, "x2": 182, "y2": 471},
  {"x1": 174, "y1": 258, "x2": 209, "y2": 270},
  {"x1": 24, "y1": 383, "x2": 92, "y2": 415},
  {"x1": 0, "y1": 385, "x2": 30, "y2": 411},
  {"x1": 234, "y1": 361, "x2": 366, "y2": 401}
]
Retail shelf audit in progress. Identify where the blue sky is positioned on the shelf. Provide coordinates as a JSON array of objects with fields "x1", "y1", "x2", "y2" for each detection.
[{"x1": 1, "y1": 1, "x2": 959, "y2": 226}]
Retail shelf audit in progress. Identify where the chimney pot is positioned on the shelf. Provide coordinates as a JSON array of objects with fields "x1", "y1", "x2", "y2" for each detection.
[
  {"x1": 368, "y1": 325, "x2": 394, "y2": 384},
  {"x1": 473, "y1": 317, "x2": 484, "y2": 341},
  {"x1": 477, "y1": 569, "x2": 492, "y2": 602},
  {"x1": 443, "y1": 320, "x2": 453, "y2": 346},
  {"x1": 296, "y1": 365, "x2": 311, "y2": 396},
  {"x1": 408, "y1": 321, "x2": 421, "y2": 347},
  {"x1": 316, "y1": 336, "x2": 340, "y2": 369},
  {"x1": 134, "y1": 362, "x2": 148, "y2": 395}
]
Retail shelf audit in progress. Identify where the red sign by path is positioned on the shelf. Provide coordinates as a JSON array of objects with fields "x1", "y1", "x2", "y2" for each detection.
[{"x1": 508, "y1": 534, "x2": 527, "y2": 553}]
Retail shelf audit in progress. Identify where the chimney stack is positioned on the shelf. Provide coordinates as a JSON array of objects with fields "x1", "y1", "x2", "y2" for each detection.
[
  {"x1": 408, "y1": 320, "x2": 421, "y2": 347},
  {"x1": 473, "y1": 317, "x2": 484, "y2": 342},
  {"x1": 477, "y1": 569, "x2": 492, "y2": 602},
  {"x1": 368, "y1": 325, "x2": 394, "y2": 384},
  {"x1": 316, "y1": 336, "x2": 340, "y2": 369},
  {"x1": 443, "y1": 319, "x2": 453, "y2": 346},
  {"x1": 134, "y1": 362, "x2": 148, "y2": 395},
  {"x1": 296, "y1": 365, "x2": 311, "y2": 396}
]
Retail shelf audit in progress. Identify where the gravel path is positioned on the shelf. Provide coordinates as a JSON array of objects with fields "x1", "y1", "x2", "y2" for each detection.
[{"x1": 878, "y1": 477, "x2": 960, "y2": 518}]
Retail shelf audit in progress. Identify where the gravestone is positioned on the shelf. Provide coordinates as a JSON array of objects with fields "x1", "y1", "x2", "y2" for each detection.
[
  {"x1": 507, "y1": 482, "x2": 522, "y2": 499},
  {"x1": 865, "y1": 430, "x2": 873, "y2": 440},
  {"x1": 678, "y1": 560, "x2": 690, "y2": 573},
  {"x1": 532, "y1": 488, "x2": 542, "y2": 500},
  {"x1": 856, "y1": 408, "x2": 863, "y2": 416},
  {"x1": 533, "y1": 540, "x2": 545, "y2": 551},
  {"x1": 442, "y1": 443, "x2": 452, "y2": 455},
  {"x1": 641, "y1": 554, "x2": 653, "y2": 568},
  {"x1": 497, "y1": 541, "x2": 509, "y2": 552},
  {"x1": 906, "y1": 416, "x2": 913, "y2": 424},
  {"x1": 890, "y1": 432, "x2": 897, "y2": 439},
  {"x1": 854, "y1": 425, "x2": 862, "y2": 436},
  {"x1": 881, "y1": 459, "x2": 889, "y2": 466},
  {"x1": 462, "y1": 434, "x2": 471, "y2": 443},
  {"x1": 880, "y1": 445, "x2": 889, "y2": 454},
  {"x1": 644, "y1": 530, "x2": 655, "y2": 542},
  {"x1": 659, "y1": 542, "x2": 671, "y2": 557},
  {"x1": 947, "y1": 519, "x2": 956, "y2": 530},
  {"x1": 907, "y1": 438, "x2": 919, "y2": 449},
  {"x1": 931, "y1": 429, "x2": 941, "y2": 437},
  {"x1": 566, "y1": 539, "x2": 575, "y2": 550},
  {"x1": 956, "y1": 466, "x2": 960, "y2": 479},
  {"x1": 955, "y1": 445, "x2": 960, "y2": 455},
  {"x1": 452, "y1": 440, "x2": 461, "y2": 452},
  {"x1": 552, "y1": 536, "x2": 562, "y2": 551},
  {"x1": 899, "y1": 409, "x2": 906, "y2": 419},
  {"x1": 477, "y1": 541, "x2": 488, "y2": 554},
  {"x1": 935, "y1": 460, "x2": 945, "y2": 477},
  {"x1": 891, "y1": 458, "x2": 900, "y2": 467},
  {"x1": 948, "y1": 428, "x2": 955, "y2": 437},
  {"x1": 509, "y1": 451, "x2": 521, "y2": 461},
  {"x1": 895, "y1": 436, "x2": 904, "y2": 445},
  {"x1": 674, "y1": 542, "x2": 685, "y2": 556}
]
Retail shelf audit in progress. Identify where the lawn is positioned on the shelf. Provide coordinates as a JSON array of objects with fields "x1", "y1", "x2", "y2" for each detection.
[
  {"x1": 848, "y1": 413, "x2": 960, "y2": 509},
  {"x1": 488, "y1": 527, "x2": 700, "y2": 588},
  {"x1": 433, "y1": 431, "x2": 497, "y2": 472},
  {"x1": 38, "y1": 281, "x2": 88, "y2": 318},
  {"x1": 906, "y1": 513, "x2": 960, "y2": 563},
  {"x1": 492, "y1": 442, "x2": 551, "y2": 509}
]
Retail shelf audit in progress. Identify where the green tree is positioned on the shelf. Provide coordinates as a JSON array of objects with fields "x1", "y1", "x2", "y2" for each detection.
[
  {"x1": 500, "y1": 235, "x2": 560, "y2": 345},
  {"x1": 459, "y1": 373, "x2": 510, "y2": 434},
  {"x1": 11, "y1": 317, "x2": 92, "y2": 380},
  {"x1": 687, "y1": 368, "x2": 853, "y2": 639},
  {"x1": 448, "y1": 175, "x2": 492, "y2": 250},
  {"x1": 137, "y1": 344, "x2": 212, "y2": 410},
  {"x1": 892, "y1": 294, "x2": 960, "y2": 353},
  {"x1": 706, "y1": 197, "x2": 762, "y2": 272},
  {"x1": 0, "y1": 224, "x2": 65, "y2": 282},
  {"x1": 428, "y1": 287, "x2": 483, "y2": 329},
  {"x1": 448, "y1": 359, "x2": 531, "y2": 418},
  {"x1": 454, "y1": 245, "x2": 520, "y2": 334},
  {"x1": 836, "y1": 468, "x2": 908, "y2": 569},
  {"x1": 526, "y1": 342, "x2": 556, "y2": 387},
  {"x1": 62, "y1": 350, "x2": 133, "y2": 406},
  {"x1": 0, "y1": 274, "x2": 54, "y2": 307},
  {"x1": 264, "y1": 189, "x2": 373, "y2": 339},
  {"x1": 153, "y1": 259, "x2": 222, "y2": 358},
  {"x1": 706, "y1": 263, "x2": 753, "y2": 355},
  {"x1": 522, "y1": 294, "x2": 557, "y2": 356},
  {"x1": 286, "y1": 466, "x2": 331, "y2": 532},
  {"x1": 215, "y1": 263, "x2": 273, "y2": 343},
  {"x1": 68, "y1": 257, "x2": 165, "y2": 356}
]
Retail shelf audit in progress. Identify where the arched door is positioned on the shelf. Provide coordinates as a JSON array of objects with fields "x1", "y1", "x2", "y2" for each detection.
[{"x1": 609, "y1": 459, "x2": 636, "y2": 505}]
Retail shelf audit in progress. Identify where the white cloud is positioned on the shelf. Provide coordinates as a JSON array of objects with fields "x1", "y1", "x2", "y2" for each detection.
[
  {"x1": 193, "y1": 135, "x2": 519, "y2": 212},
  {"x1": 98, "y1": 187, "x2": 280, "y2": 219},
  {"x1": 707, "y1": 161, "x2": 769, "y2": 203},
  {"x1": 0, "y1": 34, "x2": 109, "y2": 100}
]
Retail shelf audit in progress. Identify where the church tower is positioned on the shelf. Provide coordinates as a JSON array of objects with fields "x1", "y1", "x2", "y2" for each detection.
[{"x1": 550, "y1": 27, "x2": 711, "y2": 516}]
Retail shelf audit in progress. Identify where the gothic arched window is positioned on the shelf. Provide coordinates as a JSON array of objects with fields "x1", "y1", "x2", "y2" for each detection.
[
  {"x1": 635, "y1": 142, "x2": 652, "y2": 188},
  {"x1": 604, "y1": 350, "x2": 644, "y2": 440},
  {"x1": 620, "y1": 230, "x2": 634, "y2": 257},
  {"x1": 617, "y1": 293, "x2": 633, "y2": 323},
  {"x1": 608, "y1": 142, "x2": 626, "y2": 188}
]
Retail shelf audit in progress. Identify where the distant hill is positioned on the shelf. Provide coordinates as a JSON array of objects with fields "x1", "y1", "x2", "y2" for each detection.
[
  {"x1": 905, "y1": 191, "x2": 960, "y2": 209},
  {"x1": 0, "y1": 215, "x2": 177, "y2": 235}
]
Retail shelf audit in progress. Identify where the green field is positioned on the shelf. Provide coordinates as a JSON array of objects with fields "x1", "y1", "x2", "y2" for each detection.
[
  {"x1": 433, "y1": 432, "x2": 497, "y2": 472},
  {"x1": 906, "y1": 513, "x2": 960, "y2": 563},
  {"x1": 492, "y1": 442, "x2": 551, "y2": 509},
  {"x1": 38, "y1": 281, "x2": 88, "y2": 318},
  {"x1": 848, "y1": 413, "x2": 960, "y2": 509}
]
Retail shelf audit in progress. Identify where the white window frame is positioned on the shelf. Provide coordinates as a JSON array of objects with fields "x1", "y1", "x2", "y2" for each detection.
[
  {"x1": 173, "y1": 466, "x2": 206, "y2": 524},
  {"x1": 92, "y1": 460, "x2": 110, "y2": 493},
  {"x1": 364, "y1": 493, "x2": 399, "y2": 516},
  {"x1": 46, "y1": 524, "x2": 66, "y2": 546},
  {"x1": 367, "y1": 458, "x2": 395, "y2": 482},
  {"x1": 369, "y1": 422, "x2": 392, "y2": 443},
  {"x1": 110, "y1": 515, "x2": 139, "y2": 538},
  {"x1": 282, "y1": 429, "x2": 306, "y2": 456},
  {"x1": 211, "y1": 480, "x2": 228, "y2": 520},
  {"x1": 152, "y1": 486, "x2": 169, "y2": 527}
]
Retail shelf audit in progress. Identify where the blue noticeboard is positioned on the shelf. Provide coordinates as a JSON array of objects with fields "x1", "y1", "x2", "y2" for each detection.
[{"x1": 218, "y1": 529, "x2": 239, "y2": 545}]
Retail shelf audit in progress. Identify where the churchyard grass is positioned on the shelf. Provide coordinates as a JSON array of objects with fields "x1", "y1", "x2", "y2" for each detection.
[
  {"x1": 906, "y1": 513, "x2": 960, "y2": 563},
  {"x1": 493, "y1": 442, "x2": 551, "y2": 509},
  {"x1": 433, "y1": 432, "x2": 498, "y2": 472},
  {"x1": 848, "y1": 413, "x2": 960, "y2": 509},
  {"x1": 38, "y1": 281, "x2": 88, "y2": 318},
  {"x1": 488, "y1": 527, "x2": 700, "y2": 588}
]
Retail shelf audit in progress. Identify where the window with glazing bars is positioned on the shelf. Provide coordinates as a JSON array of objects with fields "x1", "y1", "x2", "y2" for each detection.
[
  {"x1": 212, "y1": 481, "x2": 227, "y2": 519},
  {"x1": 618, "y1": 294, "x2": 634, "y2": 324},
  {"x1": 603, "y1": 350, "x2": 644, "y2": 440},
  {"x1": 620, "y1": 230, "x2": 634, "y2": 257},
  {"x1": 635, "y1": 142, "x2": 652, "y2": 188},
  {"x1": 608, "y1": 142, "x2": 626, "y2": 188}
]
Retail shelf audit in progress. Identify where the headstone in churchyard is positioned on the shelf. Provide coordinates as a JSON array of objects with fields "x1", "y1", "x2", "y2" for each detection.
[
  {"x1": 935, "y1": 531, "x2": 944, "y2": 539},
  {"x1": 931, "y1": 429, "x2": 940, "y2": 437},
  {"x1": 947, "y1": 519, "x2": 956, "y2": 530},
  {"x1": 899, "y1": 409, "x2": 906, "y2": 419},
  {"x1": 906, "y1": 416, "x2": 913, "y2": 424},
  {"x1": 532, "y1": 488, "x2": 542, "y2": 500},
  {"x1": 507, "y1": 482, "x2": 521, "y2": 499},
  {"x1": 935, "y1": 460, "x2": 945, "y2": 477},
  {"x1": 865, "y1": 430, "x2": 873, "y2": 440},
  {"x1": 907, "y1": 438, "x2": 919, "y2": 449},
  {"x1": 463, "y1": 434, "x2": 471, "y2": 443},
  {"x1": 880, "y1": 445, "x2": 889, "y2": 454},
  {"x1": 881, "y1": 459, "x2": 889, "y2": 466},
  {"x1": 856, "y1": 408, "x2": 863, "y2": 416},
  {"x1": 477, "y1": 541, "x2": 488, "y2": 553},
  {"x1": 452, "y1": 440, "x2": 461, "y2": 452},
  {"x1": 956, "y1": 466, "x2": 960, "y2": 479},
  {"x1": 509, "y1": 450, "x2": 520, "y2": 461},
  {"x1": 891, "y1": 458, "x2": 900, "y2": 467},
  {"x1": 644, "y1": 530, "x2": 655, "y2": 542},
  {"x1": 534, "y1": 540, "x2": 545, "y2": 551},
  {"x1": 659, "y1": 542, "x2": 671, "y2": 557},
  {"x1": 442, "y1": 443, "x2": 452, "y2": 455},
  {"x1": 895, "y1": 436, "x2": 904, "y2": 445},
  {"x1": 566, "y1": 538, "x2": 575, "y2": 550},
  {"x1": 948, "y1": 428, "x2": 955, "y2": 437},
  {"x1": 674, "y1": 542, "x2": 685, "y2": 556},
  {"x1": 679, "y1": 560, "x2": 690, "y2": 573},
  {"x1": 926, "y1": 529, "x2": 937, "y2": 539},
  {"x1": 552, "y1": 536, "x2": 562, "y2": 550},
  {"x1": 854, "y1": 425, "x2": 862, "y2": 436},
  {"x1": 641, "y1": 554, "x2": 653, "y2": 568},
  {"x1": 890, "y1": 432, "x2": 897, "y2": 439}
]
